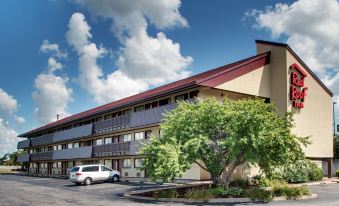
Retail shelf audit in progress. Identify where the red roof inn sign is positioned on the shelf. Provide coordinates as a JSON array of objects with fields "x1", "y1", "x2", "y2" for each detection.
[{"x1": 290, "y1": 63, "x2": 308, "y2": 109}]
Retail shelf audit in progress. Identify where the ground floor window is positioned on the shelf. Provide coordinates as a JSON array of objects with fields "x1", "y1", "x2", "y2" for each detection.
[
  {"x1": 134, "y1": 159, "x2": 143, "y2": 168},
  {"x1": 53, "y1": 162, "x2": 57, "y2": 168},
  {"x1": 123, "y1": 134, "x2": 132, "y2": 142},
  {"x1": 123, "y1": 159, "x2": 131, "y2": 168},
  {"x1": 104, "y1": 159, "x2": 112, "y2": 168}
]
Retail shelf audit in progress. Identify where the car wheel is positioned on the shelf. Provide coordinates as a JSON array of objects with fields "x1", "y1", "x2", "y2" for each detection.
[
  {"x1": 112, "y1": 175, "x2": 119, "y2": 182},
  {"x1": 84, "y1": 177, "x2": 92, "y2": 185},
  {"x1": 75, "y1": 183, "x2": 81, "y2": 186}
]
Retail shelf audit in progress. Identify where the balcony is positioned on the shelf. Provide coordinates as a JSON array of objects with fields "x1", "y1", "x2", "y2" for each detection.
[
  {"x1": 92, "y1": 142, "x2": 131, "y2": 157},
  {"x1": 52, "y1": 124, "x2": 93, "y2": 143},
  {"x1": 17, "y1": 154, "x2": 30, "y2": 163},
  {"x1": 93, "y1": 115, "x2": 131, "y2": 134},
  {"x1": 30, "y1": 151, "x2": 53, "y2": 161},
  {"x1": 31, "y1": 134, "x2": 53, "y2": 147},
  {"x1": 130, "y1": 103, "x2": 177, "y2": 128},
  {"x1": 17, "y1": 139, "x2": 30, "y2": 149},
  {"x1": 52, "y1": 146, "x2": 92, "y2": 160}
]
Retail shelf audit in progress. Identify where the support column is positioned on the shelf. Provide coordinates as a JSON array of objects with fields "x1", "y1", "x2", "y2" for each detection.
[{"x1": 327, "y1": 158, "x2": 333, "y2": 178}]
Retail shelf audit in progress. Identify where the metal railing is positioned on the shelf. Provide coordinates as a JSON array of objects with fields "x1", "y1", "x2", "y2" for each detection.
[
  {"x1": 92, "y1": 142, "x2": 131, "y2": 157},
  {"x1": 93, "y1": 115, "x2": 131, "y2": 134}
]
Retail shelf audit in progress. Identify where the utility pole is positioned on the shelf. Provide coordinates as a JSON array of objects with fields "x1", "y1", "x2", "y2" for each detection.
[{"x1": 334, "y1": 102, "x2": 337, "y2": 136}]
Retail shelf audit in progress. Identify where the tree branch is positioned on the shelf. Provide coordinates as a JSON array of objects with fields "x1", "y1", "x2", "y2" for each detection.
[{"x1": 194, "y1": 160, "x2": 209, "y2": 172}]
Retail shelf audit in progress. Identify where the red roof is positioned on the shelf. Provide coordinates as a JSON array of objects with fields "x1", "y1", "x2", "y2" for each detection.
[{"x1": 19, "y1": 51, "x2": 270, "y2": 137}]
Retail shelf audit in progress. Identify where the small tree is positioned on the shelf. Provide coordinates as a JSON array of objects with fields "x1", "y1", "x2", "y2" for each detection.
[{"x1": 142, "y1": 98, "x2": 308, "y2": 186}]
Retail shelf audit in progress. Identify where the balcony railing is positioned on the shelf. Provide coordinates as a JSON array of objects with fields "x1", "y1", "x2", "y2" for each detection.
[
  {"x1": 52, "y1": 146, "x2": 92, "y2": 160},
  {"x1": 17, "y1": 154, "x2": 30, "y2": 162},
  {"x1": 17, "y1": 139, "x2": 30, "y2": 149},
  {"x1": 30, "y1": 151, "x2": 53, "y2": 161},
  {"x1": 92, "y1": 142, "x2": 131, "y2": 157},
  {"x1": 93, "y1": 115, "x2": 131, "y2": 134},
  {"x1": 31, "y1": 134, "x2": 53, "y2": 147},
  {"x1": 52, "y1": 124, "x2": 93, "y2": 143}
]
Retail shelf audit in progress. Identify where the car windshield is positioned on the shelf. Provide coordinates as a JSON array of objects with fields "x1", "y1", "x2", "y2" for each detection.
[{"x1": 70, "y1": 167, "x2": 80, "y2": 173}]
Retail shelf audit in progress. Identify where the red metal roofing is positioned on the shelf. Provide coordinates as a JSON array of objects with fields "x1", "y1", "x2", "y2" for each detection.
[{"x1": 19, "y1": 51, "x2": 270, "y2": 137}]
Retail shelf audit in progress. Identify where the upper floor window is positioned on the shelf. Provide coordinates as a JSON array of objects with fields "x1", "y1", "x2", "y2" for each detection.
[
  {"x1": 53, "y1": 146, "x2": 57, "y2": 151},
  {"x1": 74, "y1": 142, "x2": 79, "y2": 148},
  {"x1": 123, "y1": 134, "x2": 132, "y2": 142},
  {"x1": 57, "y1": 145, "x2": 62, "y2": 150},
  {"x1": 134, "y1": 105, "x2": 145, "y2": 113},
  {"x1": 189, "y1": 90, "x2": 199, "y2": 99},
  {"x1": 104, "y1": 137, "x2": 112, "y2": 144},
  {"x1": 134, "y1": 132, "x2": 144, "y2": 140},
  {"x1": 175, "y1": 93, "x2": 188, "y2": 102},
  {"x1": 67, "y1": 143, "x2": 73, "y2": 149},
  {"x1": 96, "y1": 139, "x2": 103, "y2": 145},
  {"x1": 159, "y1": 98, "x2": 171, "y2": 106}
]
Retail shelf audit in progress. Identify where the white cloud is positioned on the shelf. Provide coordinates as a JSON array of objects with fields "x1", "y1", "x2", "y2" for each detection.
[
  {"x1": 0, "y1": 88, "x2": 25, "y2": 124},
  {"x1": 0, "y1": 118, "x2": 22, "y2": 156},
  {"x1": 33, "y1": 41, "x2": 72, "y2": 124},
  {"x1": 40, "y1": 39, "x2": 68, "y2": 59},
  {"x1": 68, "y1": 0, "x2": 192, "y2": 104},
  {"x1": 0, "y1": 88, "x2": 18, "y2": 116},
  {"x1": 33, "y1": 73, "x2": 72, "y2": 124},
  {"x1": 246, "y1": 0, "x2": 339, "y2": 130}
]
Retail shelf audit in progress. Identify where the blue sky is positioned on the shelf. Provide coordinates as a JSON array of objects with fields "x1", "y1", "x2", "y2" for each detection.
[{"x1": 0, "y1": 0, "x2": 338, "y2": 155}]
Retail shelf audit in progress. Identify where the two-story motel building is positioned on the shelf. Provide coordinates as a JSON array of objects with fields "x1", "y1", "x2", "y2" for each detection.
[{"x1": 17, "y1": 40, "x2": 334, "y2": 179}]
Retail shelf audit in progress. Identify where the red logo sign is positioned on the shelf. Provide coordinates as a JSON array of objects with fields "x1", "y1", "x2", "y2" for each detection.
[{"x1": 290, "y1": 63, "x2": 308, "y2": 109}]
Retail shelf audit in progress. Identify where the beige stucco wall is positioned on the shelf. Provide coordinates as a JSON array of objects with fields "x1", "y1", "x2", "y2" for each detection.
[
  {"x1": 286, "y1": 52, "x2": 333, "y2": 158},
  {"x1": 256, "y1": 42, "x2": 333, "y2": 159},
  {"x1": 215, "y1": 65, "x2": 271, "y2": 98}
]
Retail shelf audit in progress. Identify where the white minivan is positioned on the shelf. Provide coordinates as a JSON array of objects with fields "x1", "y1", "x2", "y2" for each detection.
[{"x1": 69, "y1": 165, "x2": 120, "y2": 185}]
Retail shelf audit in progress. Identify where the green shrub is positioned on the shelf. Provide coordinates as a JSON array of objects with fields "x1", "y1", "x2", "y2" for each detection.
[
  {"x1": 250, "y1": 175, "x2": 271, "y2": 187},
  {"x1": 153, "y1": 188, "x2": 178, "y2": 199},
  {"x1": 229, "y1": 178, "x2": 250, "y2": 188},
  {"x1": 283, "y1": 186, "x2": 311, "y2": 200},
  {"x1": 336, "y1": 170, "x2": 339, "y2": 177},
  {"x1": 272, "y1": 185, "x2": 287, "y2": 197},
  {"x1": 225, "y1": 187, "x2": 244, "y2": 197},
  {"x1": 184, "y1": 188, "x2": 214, "y2": 202},
  {"x1": 308, "y1": 161, "x2": 323, "y2": 181},
  {"x1": 271, "y1": 160, "x2": 323, "y2": 183},
  {"x1": 211, "y1": 186, "x2": 226, "y2": 196},
  {"x1": 246, "y1": 188, "x2": 273, "y2": 201}
]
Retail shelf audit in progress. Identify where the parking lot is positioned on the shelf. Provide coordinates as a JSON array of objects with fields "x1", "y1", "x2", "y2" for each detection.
[{"x1": 1, "y1": 174, "x2": 339, "y2": 206}]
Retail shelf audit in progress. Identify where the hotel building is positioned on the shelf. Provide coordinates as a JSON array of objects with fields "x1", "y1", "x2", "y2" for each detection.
[{"x1": 17, "y1": 40, "x2": 334, "y2": 179}]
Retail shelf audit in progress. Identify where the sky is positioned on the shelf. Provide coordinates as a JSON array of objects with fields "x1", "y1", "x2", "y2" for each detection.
[{"x1": 0, "y1": 0, "x2": 338, "y2": 156}]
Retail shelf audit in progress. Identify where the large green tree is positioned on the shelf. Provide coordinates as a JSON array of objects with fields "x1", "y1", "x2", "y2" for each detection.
[{"x1": 141, "y1": 98, "x2": 308, "y2": 186}]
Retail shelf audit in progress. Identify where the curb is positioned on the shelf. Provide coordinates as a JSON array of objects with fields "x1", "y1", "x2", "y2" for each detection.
[{"x1": 124, "y1": 191, "x2": 317, "y2": 203}]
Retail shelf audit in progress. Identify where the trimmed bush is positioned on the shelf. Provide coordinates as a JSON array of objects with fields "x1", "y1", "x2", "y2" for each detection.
[
  {"x1": 283, "y1": 186, "x2": 311, "y2": 200},
  {"x1": 308, "y1": 161, "x2": 323, "y2": 181},
  {"x1": 246, "y1": 188, "x2": 273, "y2": 201},
  {"x1": 153, "y1": 189, "x2": 178, "y2": 199},
  {"x1": 250, "y1": 175, "x2": 271, "y2": 187},
  {"x1": 272, "y1": 160, "x2": 324, "y2": 183}
]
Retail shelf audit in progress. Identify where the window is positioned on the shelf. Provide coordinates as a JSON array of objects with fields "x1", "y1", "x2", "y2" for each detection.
[
  {"x1": 53, "y1": 146, "x2": 57, "y2": 151},
  {"x1": 145, "y1": 103, "x2": 152, "y2": 110},
  {"x1": 151, "y1": 101, "x2": 158, "y2": 108},
  {"x1": 123, "y1": 109, "x2": 131, "y2": 115},
  {"x1": 159, "y1": 98, "x2": 171, "y2": 106},
  {"x1": 175, "y1": 93, "x2": 188, "y2": 101},
  {"x1": 145, "y1": 130, "x2": 152, "y2": 139},
  {"x1": 134, "y1": 132, "x2": 145, "y2": 140},
  {"x1": 123, "y1": 133, "x2": 132, "y2": 142},
  {"x1": 101, "y1": 166, "x2": 112, "y2": 171},
  {"x1": 71, "y1": 167, "x2": 80, "y2": 173},
  {"x1": 82, "y1": 166, "x2": 99, "y2": 172},
  {"x1": 67, "y1": 161, "x2": 73, "y2": 168},
  {"x1": 44, "y1": 163, "x2": 48, "y2": 169},
  {"x1": 123, "y1": 159, "x2": 131, "y2": 168},
  {"x1": 57, "y1": 162, "x2": 61, "y2": 168},
  {"x1": 74, "y1": 142, "x2": 79, "y2": 148},
  {"x1": 104, "y1": 159, "x2": 112, "y2": 168},
  {"x1": 134, "y1": 159, "x2": 143, "y2": 168},
  {"x1": 104, "y1": 137, "x2": 112, "y2": 144},
  {"x1": 96, "y1": 139, "x2": 103, "y2": 145},
  {"x1": 57, "y1": 145, "x2": 62, "y2": 150},
  {"x1": 134, "y1": 105, "x2": 144, "y2": 112},
  {"x1": 53, "y1": 162, "x2": 57, "y2": 168},
  {"x1": 113, "y1": 136, "x2": 119, "y2": 143},
  {"x1": 189, "y1": 90, "x2": 199, "y2": 99},
  {"x1": 67, "y1": 143, "x2": 73, "y2": 149}
]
